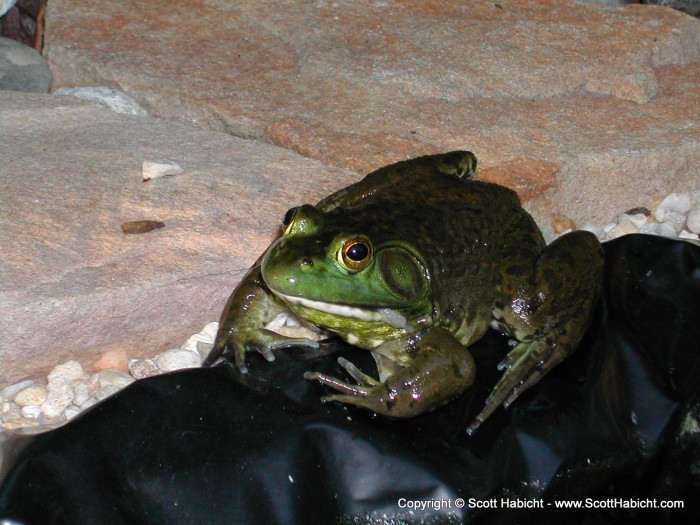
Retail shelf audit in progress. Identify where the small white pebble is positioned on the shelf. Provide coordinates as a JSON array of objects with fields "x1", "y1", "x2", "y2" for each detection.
[
  {"x1": 97, "y1": 369, "x2": 135, "y2": 390},
  {"x1": 156, "y1": 348, "x2": 203, "y2": 372},
  {"x1": 2, "y1": 407, "x2": 22, "y2": 422},
  {"x1": 2, "y1": 417, "x2": 40, "y2": 431},
  {"x1": 41, "y1": 379, "x2": 74, "y2": 420},
  {"x1": 617, "y1": 213, "x2": 647, "y2": 229},
  {"x1": 80, "y1": 397, "x2": 98, "y2": 410},
  {"x1": 95, "y1": 384, "x2": 120, "y2": 401},
  {"x1": 661, "y1": 211, "x2": 687, "y2": 234},
  {"x1": 607, "y1": 220, "x2": 639, "y2": 239},
  {"x1": 640, "y1": 222, "x2": 677, "y2": 238},
  {"x1": 678, "y1": 230, "x2": 699, "y2": 241},
  {"x1": 142, "y1": 159, "x2": 184, "y2": 181},
  {"x1": 20, "y1": 405, "x2": 42, "y2": 419},
  {"x1": 64, "y1": 405, "x2": 83, "y2": 420},
  {"x1": 655, "y1": 192, "x2": 693, "y2": 222},
  {"x1": 48, "y1": 361, "x2": 87, "y2": 384},
  {"x1": 182, "y1": 322, "x2": 218, "y2": 355},
  {"x1": 13, "y1": 385, "x2": 48, "y2": 407},
  {"x1": 129, "y1": 358, "x2": 161, "y2": 379},
  {"x1": 73, "y1": 382, "x2": 92, "y2": 407},
  {"x1": 687, "y1": 206, "x2": 700, "y2": 234}
]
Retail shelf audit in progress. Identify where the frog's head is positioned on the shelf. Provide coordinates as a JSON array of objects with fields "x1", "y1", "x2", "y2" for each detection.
[{"x1": 261, "y1": 205, "x2": 433, "y2": 338}]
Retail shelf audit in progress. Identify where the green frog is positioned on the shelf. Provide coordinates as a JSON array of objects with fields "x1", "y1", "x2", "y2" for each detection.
[{"x1": 204, "y1": 151, "x2": 603, "y2": 433}]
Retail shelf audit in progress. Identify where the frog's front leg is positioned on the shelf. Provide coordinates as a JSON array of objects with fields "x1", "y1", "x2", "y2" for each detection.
[
  {"x1": 204, "y1": 265, "x2": 320, "y2": 373},
  {"x1": 304, "y1": 327, "x2": 475, "y2": 417},
  {"x1": 470, "y1": 230, "x2": 604, "y2": 434}
]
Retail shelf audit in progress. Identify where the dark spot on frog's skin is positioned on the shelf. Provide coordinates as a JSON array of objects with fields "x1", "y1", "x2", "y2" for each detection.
[
  {"x1": 301, "y1": 258, "x2": 314, "y2": 267},
  {"x1": 456, "y1": 206, "x2": 482, "y2": 215},
  {"x1": 541, "y1": 267, "x2": 556, "y2": 282},
  {"x1": 505, "y1": 264, "x2": 526, "y2": 277}
]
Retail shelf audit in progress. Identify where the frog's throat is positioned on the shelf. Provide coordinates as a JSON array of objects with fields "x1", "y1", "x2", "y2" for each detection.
[{"x1": 271, "y1": 291, "x2": 407, "y2": 329}]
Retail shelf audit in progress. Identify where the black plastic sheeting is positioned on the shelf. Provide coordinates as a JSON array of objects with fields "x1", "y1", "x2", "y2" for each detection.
[{"x1": 1, "y1": 234, "x2": 699, "y2": 525}]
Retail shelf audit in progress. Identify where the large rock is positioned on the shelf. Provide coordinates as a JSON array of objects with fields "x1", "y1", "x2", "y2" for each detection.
[
  {"x1": 0, "y1": 91, "x2": 355, "y2": 385},
  {"x1": 0, "y1": 37, "x2": 50, "y2": 92},
  {"x1": 43, "y1": 0, "x2": 700, "y2": 224}
]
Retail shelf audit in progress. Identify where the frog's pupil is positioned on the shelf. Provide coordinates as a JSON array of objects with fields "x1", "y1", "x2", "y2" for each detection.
[
  {"x1": 283, "y1": 207, "x2": 298, "y2": 227},
  {"x1": 347, "y1": 242, "x2": 369, "y2": 261}
]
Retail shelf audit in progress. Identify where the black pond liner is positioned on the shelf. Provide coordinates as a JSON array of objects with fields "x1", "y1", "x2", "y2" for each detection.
[{"x1": 1, "y1": 234, "x2": 699, "y2": 525}]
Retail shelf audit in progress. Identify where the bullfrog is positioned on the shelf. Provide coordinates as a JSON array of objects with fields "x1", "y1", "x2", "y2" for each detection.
[{"x1": 204, "y1": 151, "x2": 603, "y2": 433}]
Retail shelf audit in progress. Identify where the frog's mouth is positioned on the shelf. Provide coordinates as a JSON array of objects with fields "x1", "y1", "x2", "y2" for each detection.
[{"x1": 272, "y1": 290, "x2": 408, "y2": 329}]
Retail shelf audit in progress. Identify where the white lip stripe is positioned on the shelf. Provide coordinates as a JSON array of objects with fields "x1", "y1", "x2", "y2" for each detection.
[
  {"x1": 273, "y1": 291, "x2": 384, "y2": 322},
  {"x1": 271, "y1": 291, "x2": 409, "y2": 329}
]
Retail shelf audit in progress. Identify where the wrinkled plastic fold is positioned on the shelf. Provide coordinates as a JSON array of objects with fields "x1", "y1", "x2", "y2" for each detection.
[{"x1": 1, "y1": 234, "x2": 699, "y2": 524}]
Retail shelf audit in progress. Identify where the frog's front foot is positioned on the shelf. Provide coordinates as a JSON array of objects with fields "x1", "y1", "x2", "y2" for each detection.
[
  {"x1": 304, "y1": 357, "x2": 392, "y2": 413},
  {"x1": 305, "y1": 329, "x2": 476, "y2": 418},
  {"x1": 205, "y1": 328, "x2": 320, "y2": 373}
]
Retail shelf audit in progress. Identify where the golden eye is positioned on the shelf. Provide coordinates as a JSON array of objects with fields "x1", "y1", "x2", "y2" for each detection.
[
  {"x1": 339, "y1": 237, "x2": 372, "y2": 271},
  {"x1": 282, "y1": 207, "x2": 298, "y2": 234}
]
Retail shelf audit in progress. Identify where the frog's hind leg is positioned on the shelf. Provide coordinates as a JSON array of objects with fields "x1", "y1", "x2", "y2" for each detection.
[
  {"x1": 469, "y1": 230, "x2": 603, "y2": 434},
  {"x1": 467, "y1": 335, "x2": 568, "y2": 434}
]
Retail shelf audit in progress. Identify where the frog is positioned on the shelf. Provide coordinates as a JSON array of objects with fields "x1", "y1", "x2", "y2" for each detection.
[{"x1": 204, "y1": 151, "x2": 604, "y2": 433}]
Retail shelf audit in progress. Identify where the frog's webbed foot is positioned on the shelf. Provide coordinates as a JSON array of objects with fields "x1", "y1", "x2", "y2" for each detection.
[
  {"x1": 205, "y1": 328, "x2": 320, "y2": 374},
  {"x1": 466, "y1": 338, "x2": 566, "y2": 434},
  {"x1": 306, "y1": 328, "x2": 476, "y2": 418},
  {"x1": 304, "y1": 357, "x2": 384, "y2": 409}
]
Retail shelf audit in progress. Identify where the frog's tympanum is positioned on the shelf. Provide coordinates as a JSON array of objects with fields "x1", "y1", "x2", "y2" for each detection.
[{"x1": 204, "y1": 152, "x2": 603, "y2": 433}]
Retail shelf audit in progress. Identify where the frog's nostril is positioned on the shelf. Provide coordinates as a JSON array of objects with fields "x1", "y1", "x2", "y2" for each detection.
[{"x1": 301, "y1": 258, "x2": 314, "y2": 268}]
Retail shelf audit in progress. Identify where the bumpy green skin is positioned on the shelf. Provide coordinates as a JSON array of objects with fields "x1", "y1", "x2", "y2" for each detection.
[{"x1": 205, "y1": 151, "x2": 603, "y2": 432}]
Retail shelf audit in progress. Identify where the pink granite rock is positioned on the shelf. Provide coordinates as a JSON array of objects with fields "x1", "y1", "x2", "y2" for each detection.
[
  {"x1": 92, "y1": 349, "x2": 129, "y2": 373},
  {"x1": 0, "y1": 91, "x2": 355, "y2": 384},
  {"x1": 43, "y1": 0, "x2": 700, "y2": 224}
]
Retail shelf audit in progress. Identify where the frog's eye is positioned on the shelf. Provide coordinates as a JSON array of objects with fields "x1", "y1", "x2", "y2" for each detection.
[
  {"x1": 338, "y1": 237, "x2": 373, "y2": 271},
  {"x1": 282, "y1": 207, "x2": 298, "y2": 234}
]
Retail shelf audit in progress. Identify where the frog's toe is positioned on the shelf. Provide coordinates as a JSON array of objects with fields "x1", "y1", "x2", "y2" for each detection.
[
  {"x1": 304, "y1": 370, "x2": 373, "y2": 398},
  {"x1": 233, "y1": 346, "x2": 250, "y2": 374},
  {"x1": 337, "y1": 357, "x2": 381, "y2": 387},
  {"x1": 253, "y1": 345, "x2": 276, "y2": 363}
]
